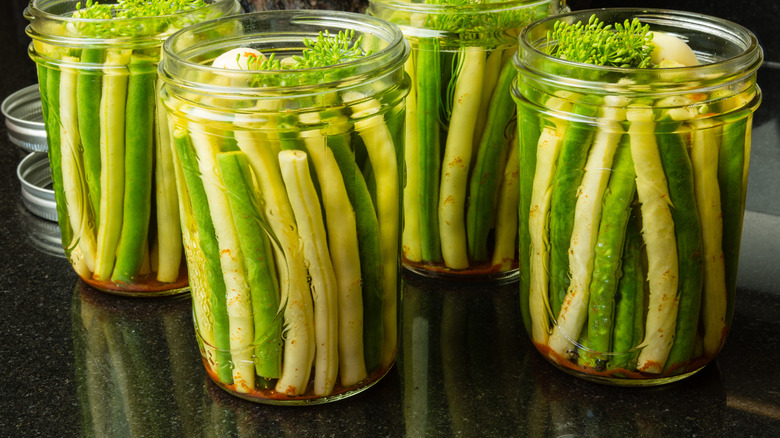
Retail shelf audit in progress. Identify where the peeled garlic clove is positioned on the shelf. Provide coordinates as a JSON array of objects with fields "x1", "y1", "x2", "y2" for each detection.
[
  {"x1": 650, "y1": 32, "x2": 700, "y2": 67},
  {"x1": 212, "y1": 47, "x2": 265, "y2": 69}
]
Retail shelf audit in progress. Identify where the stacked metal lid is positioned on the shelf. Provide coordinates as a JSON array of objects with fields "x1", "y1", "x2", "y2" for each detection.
[
  {"x1": 17, "y1": 151, "x2": 57, "y2": 222},
  {"x1": 2, "y1": 83, "x2": 63, "y2": 256},
  {"x1": 2, "y1": 84, "x2": 56, "y2": 220},
  {"x1": 2, "y1": 84, "x2": 48, "y2": 153}
]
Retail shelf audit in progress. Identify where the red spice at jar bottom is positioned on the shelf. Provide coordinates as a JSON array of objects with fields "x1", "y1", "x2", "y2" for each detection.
[
  {"x1": 403, "y1": 257, "x2": 519, "y2": 278},
  {"x1": 533, "y1": 335, "x2": 727, "y2": 382},
  {"x1": 80, "y1": 265, "x2": 189, "y2": 296},
  {"x1": 201, "y1": 356, "x2": 394, "y2": 403}
]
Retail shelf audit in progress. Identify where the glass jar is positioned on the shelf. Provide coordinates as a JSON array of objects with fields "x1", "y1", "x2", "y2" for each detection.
[
  {"x1": 159, "y1": 10, "x2": 408, "y2": 404},
  {"x1": 25, "y1": 0, "x2": 241, "y2": 296},
  {"x1": 512, "y1": 8, "x2": 762, "y2": 385},
  {"x1": 369, "y1": 0, "x2": 566, "y2": 282}
]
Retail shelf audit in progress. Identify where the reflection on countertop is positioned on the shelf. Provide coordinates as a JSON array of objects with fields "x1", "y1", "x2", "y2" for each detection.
[
  {"x1": 15, "y1": 275, "x2": 773, "y2": 436},
  {"x1": 1, "y1": 0, "x2": 778, "y2": 436}
]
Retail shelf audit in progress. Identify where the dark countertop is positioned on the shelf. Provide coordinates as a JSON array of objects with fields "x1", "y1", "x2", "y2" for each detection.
[{"x1": 1, "y1": 0, "x2": 778, "y2": 436}]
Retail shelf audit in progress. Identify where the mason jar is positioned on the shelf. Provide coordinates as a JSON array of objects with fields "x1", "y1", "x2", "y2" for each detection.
[
  {"x1": 512, "y1": 8, "x2": 763, "y2": 385},
  {"x1": 25, "y1": 0, "x2": 241, "y2": 296},
  {"x1": 159, "y1": 10, "x2": 408, "y2": 404},
  {"x1": 369, "y1": 0, "x2": 566, "y2": 282}
]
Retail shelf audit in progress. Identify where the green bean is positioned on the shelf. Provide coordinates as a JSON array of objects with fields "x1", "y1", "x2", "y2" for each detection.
[
  {"x1": 94, "y1": 49, "x2": 131, "y2": 281},
  {"x1": 581, "y1": 132, "x2": 634, "y2": 368},
  {"x1": 466, "y1": 59, "x2": 518, "y2": 264},
  {"x1": 171, "y1": 129, "x2": 233, "y2": 385},
  {"x1": 718, "y1": 115, "x2": 748, "y2": 325},
  {"x1": 490, "y1": 132, "x2": 519, "y2": 271},
  {"x1": 548, "y1": 96, "x2": 599, "y2": 320},
  {"x1": 609, "y1": 194, "x2": 643, "y2": 371},
  {"x1": 217, "y1": 151, "x2": 283, "y2": 380},
  {"x1": 627, "y1": 105, "x2": 679, "y2": 373},
  {"x1": 60, "y1": 57, "x2": 98, "y2": 276},
  {"x1": 353, "y1": 99, "x2": 400, "y2": 368},
  {"x1": 153, "y1": 79, "x2": 184, "y2": 283},
  {"x1": 277, "y1": 114, "x2": 324, "y2": 203},
  {"x1": 327, "y1": 129, "x2": 384, "y2": 374},
  {"x1": 306, "y1": 132, "x2": 373, "y2": 388},
  {"x1": 689, "y1": 119, "x2": 728, "y2": 358},
  {"x1": 526, "y1": 96, "x2": 572, "y2": 345},
  {"x1": 112, "y1": 56, "x2": 156, "y2": 283},
  {"x1": 233, "y1": 128, "x2": 315, "y2": 396},
  {"x1": 190, "y1": 127, "x2": 256, "y2": 392},
  {"x1": 549, "y1": 96, "x2": 626, "y2": 358},
  {"x1": 517, "y1": 102, "x2": 542, "y2": 336},
  {"x1": 472, "y1": 49, "x2": 505, "y2": 151},
  {"x1": 41, "y1": 66, "x2": 74, "y2": 251},
  {"x1": 438, "y1": 46, "x2": 485, "y2": 269},
  {"x1": 416, "y1": 37, "x2": 443, "y2": 263},
  {"x1": 279, "y1": 149, "x2": 340, "y2": 396},
  {"x1": 402, "y1": 55, "x2": 423, "y2": 263},
  {"x1": 657, "y1": 119, "x2": 703, "y2": 372},
  {"x1": 77, "y1": 48, "x2": 103, "y2": 223}
]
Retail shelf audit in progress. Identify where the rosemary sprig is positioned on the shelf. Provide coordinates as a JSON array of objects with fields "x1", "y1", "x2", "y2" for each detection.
[{"x1": 546, "y1": 14, "x2": 655, "y2": 68}]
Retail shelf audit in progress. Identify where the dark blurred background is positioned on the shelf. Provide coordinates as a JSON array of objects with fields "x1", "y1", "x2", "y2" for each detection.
[{"x1": 238, "y1": 0, "x2": 777, "y2": 61}]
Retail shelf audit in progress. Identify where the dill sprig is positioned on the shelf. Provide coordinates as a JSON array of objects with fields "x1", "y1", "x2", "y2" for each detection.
[
  {"x1": 244, "y1": 29, "x2": 370, "y2": 72},
  {"x1": 73, "y1": 0, "x2": 208, "y2": 19},
  {"x1": 240, "y1": 30, "x2": 371, "y2": 88},
  {"x1": 425, "y1": 0, "x2": 536, "y2": 43},
  {"x1": 292, "y1": 30, "x2": 368, "y2": 68},
  {"x1": 546, "y1": 14, "x2": 655, "y2": 68},
  {"x1": 244, "y1": 52, "x2": 282, "y2": 71}
]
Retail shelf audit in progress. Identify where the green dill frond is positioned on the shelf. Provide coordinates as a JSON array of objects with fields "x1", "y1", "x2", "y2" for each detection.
[
  {"x1": 290, "y1": 30, "x2": 369, "y2": 69},
  {"x1": 243, "y1": 30, "x2": 371, "y2": 88},
  {"x1": 423, "y1": 0, "x2": 537, "y2": 43},
  {"x1": 245, "y1": 52, "x2": 282, "y2": 71},
  {"x1": 546, "y1": 14, "x2": 655, "y2": 68},
  {"x1": 73, "y1": 0, "x2": 208, "y2": 20}
]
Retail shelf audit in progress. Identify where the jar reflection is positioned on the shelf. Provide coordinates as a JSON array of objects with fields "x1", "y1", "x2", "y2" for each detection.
[
  {"x1": 401, "y1": 273, "x2": 528, "y2": 437},
  {"x1": 200, "y1": 365, "x2": 403, "y2": 436},
  {"x1": 71, "y1": 281, "x2": 201, "y2": 436},
  {"x1": 520, "y1": 351, "x2": 726, "y2": 436}
]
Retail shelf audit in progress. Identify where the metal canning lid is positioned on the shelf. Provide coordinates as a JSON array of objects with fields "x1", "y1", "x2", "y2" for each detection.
[
  {"x1": 1, "y1": 84, "x2": 48, "y2": 153},
  {"x1": 17, "y1": 152, "x2": 58, "y2": 222}
]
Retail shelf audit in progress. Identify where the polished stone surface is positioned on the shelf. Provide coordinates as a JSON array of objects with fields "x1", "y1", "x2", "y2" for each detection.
[{"x1": 1, "y1": 0, "x2": 778, "y2": 436}]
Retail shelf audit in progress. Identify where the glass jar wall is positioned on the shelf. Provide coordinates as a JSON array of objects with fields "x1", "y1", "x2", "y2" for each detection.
[
  {"x1": 159, "y1": 10, "x2": 408, "y2": 404},
  {"x1": 512, "y1": 8, "x2": 762, "y2": 385},
  {"x1": 369, "y1": 0, "x2": 566, "y2": 282},
  {"x1": 25, "y1": 0, "x2": 241, "y2": 296}
]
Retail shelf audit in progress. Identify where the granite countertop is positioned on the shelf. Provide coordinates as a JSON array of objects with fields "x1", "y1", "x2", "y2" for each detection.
[{"x1": 1, "y1": 0, "x2": 778, "y2": 436}]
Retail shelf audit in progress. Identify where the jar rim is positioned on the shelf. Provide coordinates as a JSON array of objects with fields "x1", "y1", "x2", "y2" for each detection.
[
  {"x1": 369, "y1": 0, "x2": 556, "y2": 14},
  {"x1": 514, "y1": 8, "x2": 764, "y2": 98},
  {"x1": 160, "y1": 9, "x2": 409, "y2": 97},
  {"x1": 518, "y1": 8, "x2": 763, "y2": 73},
  {"x1": 25, "y1": 0, "x2": 240, "y2": 46},
  {"x1": 25, "y1": 0, "x2": 232, "y2": 21}
]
